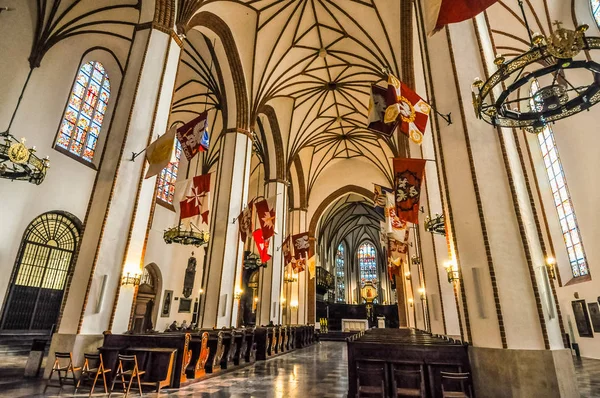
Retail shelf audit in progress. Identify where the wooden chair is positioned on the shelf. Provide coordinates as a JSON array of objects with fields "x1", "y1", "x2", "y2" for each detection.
[
  {"x1": 75, "y1": 353, "x2": 111, "y2": 396},
  {"x1": 109, "y1": 354, "x2": 145, "y2": 397},
  {"x1": 391, "y1": 364, "x2": 426, "y2": 397},
  {"x1": 44, "y1": 352, "x2": 81, "y2": 394},
  {"x1": 356, "y1": 361, "x2": 386, "y2": 397},
  {"x1": 441, "y1": 371, "x2": 472, "y2": 398}
]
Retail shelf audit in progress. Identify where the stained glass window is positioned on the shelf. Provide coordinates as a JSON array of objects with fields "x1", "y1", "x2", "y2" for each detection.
[
  {"x1": 156, "y1": 140, "x2": 182, "y2": 205},
  {"x1": 335, "y1": 244, "x2": 345, "y2": 303},
  {"x1": 56, "y1": 61, "x2": 110, "y2": 162},
  {"x1": 592, "y1": 0, "x2": 600, "y2": 28},
  {"x1": 531, "y1": 80, "x2": 588, "y2": 278},
  {"x1": 358, "y1": 242, "x2": 377, "y2": 284}
]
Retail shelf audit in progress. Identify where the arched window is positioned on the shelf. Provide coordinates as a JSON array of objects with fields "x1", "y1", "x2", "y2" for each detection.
[
  {"x1": 56, "y1": 61, "x2": 110, "y2": 162},
  {"x1": 335, "y1": 243, "x2": 345, "y2": 303},
  {"x1": 530, "y1": 80, "x2": 588, "y2": 278},
  {"x1": 592, "y1": 0, "x2": 600, "y2": 28},
  {"x1": 1, "y1": 212, "x2": 81, "y2": 331},
  {"x1": 156, "y1": 140, "x2": 182, "y2": 205},
  {"x1": 358, "y1": 242, "x2": 377, "y2": 284}
]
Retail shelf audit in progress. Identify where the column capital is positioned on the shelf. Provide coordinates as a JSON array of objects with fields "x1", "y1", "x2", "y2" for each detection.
[
  {"x1": 265, "y1": 178, "x2": 289, "y2": 186},
  {"x1": 224, "y1": 127, "x2": 253, "y2": 139}
]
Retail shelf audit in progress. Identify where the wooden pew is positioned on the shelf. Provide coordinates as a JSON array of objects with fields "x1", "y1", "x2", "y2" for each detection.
[
  {"x1": 186, "y1": 332, "x2": 210, "y2": 379},
  {"x1": 346, "y1": 329, "x2": 472, "y2": 398},
  {"x1": 243, "y1": 327, "x2": 257, "y2": 363},
  {"x1": 199, "y1": 330, "x2": 224, "y2": 374},
  {"x1": 254, "y1": 327, "x2": 270, "y2": 360},
  {"x1": 100, "y1": 332, "x2": 189, "y2": 389},
  {"x1": 232, "y1": 328, "x2": 247, "y2": 366}
]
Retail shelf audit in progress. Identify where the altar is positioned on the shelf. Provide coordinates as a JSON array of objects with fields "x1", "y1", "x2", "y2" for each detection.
[{"x1": 342, "y1": 318, "x2": 369, "y2": 332}]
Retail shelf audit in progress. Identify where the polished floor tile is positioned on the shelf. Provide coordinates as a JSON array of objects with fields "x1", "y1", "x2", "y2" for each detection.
[{"x1": 4, "y1": 343, "x2": 600, "y2": 397}]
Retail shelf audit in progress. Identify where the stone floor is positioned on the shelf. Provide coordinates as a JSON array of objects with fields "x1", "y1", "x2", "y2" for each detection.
[
  {"x1": 3, "y1": 343, "x2": 600, "y2": 397},
  {"x1": 0, "y1": 342, "x2": 348, "y2": 398}
]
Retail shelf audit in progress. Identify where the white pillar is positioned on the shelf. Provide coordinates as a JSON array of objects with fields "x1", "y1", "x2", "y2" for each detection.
[{"x1": 199, "y1": 130, "x2": 252, "y2": 328}]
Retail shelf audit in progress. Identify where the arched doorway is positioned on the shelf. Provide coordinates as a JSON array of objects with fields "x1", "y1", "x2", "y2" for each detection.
[
  {"x1": 131, "y1": 264, "x2": 161, "y2": 333},
  {"x1": 1, "y1": 211, "x2": 81, "y2": 331}
]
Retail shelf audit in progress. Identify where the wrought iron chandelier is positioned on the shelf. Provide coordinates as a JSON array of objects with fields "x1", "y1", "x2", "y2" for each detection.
[
  {"x1": 163, "y1": 224, "x2": 210, "y2": 247},
  {"x1": 424, "y1": 213, "x2": 446, "y2": 236},
  {"x1": 0, "y1": 131, "x2": 49, "y2": 184},
  {"x1": 243, "y1": 251, "x2": 267, "y2": 270},
  {"x1": 472, "y1": 1, "x2": 600, "y2": 133}
]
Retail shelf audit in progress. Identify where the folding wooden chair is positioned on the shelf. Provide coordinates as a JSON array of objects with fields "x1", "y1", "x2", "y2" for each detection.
[
  {"x1": 44, "y1": 352, "x2": 81, "y2": 394},
  {"x1": 441, "y1": 371, "x2": 472, "y2": 398},
  {"x1": 109, "y1": 354, "x2": 145, "y2": 397},
  {"x1": 75, "y1": 353, "x2": 111, "y2": 396}
]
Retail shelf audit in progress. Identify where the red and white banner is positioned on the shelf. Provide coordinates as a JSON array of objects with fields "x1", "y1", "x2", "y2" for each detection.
[
  {"x1": 178, "y1": 174, "x2": 210, "y2": 226},
  {"x1": 425, "y1": 0, "x2": 498, "y2": 35},
  {"x1": 385, "y1": 75, "x2": 431, "y2": 145},
  {"x1": 385, "y1": 191, "x2": 410, "y2": 242},
  {"x1": 254, "y1": 197, "x2": 276, "y2": 240},
  {"x1": 393, "y1": 158, "x2": 427, "y2": 224},
  {"x1": 253, "y1": 229, "x2": 271, "y2": 264}
]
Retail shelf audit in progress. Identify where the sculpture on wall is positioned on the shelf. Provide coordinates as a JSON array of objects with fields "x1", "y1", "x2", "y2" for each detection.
[{"x1": 183, "y1": 253, "x2": 196, "y2": 298}]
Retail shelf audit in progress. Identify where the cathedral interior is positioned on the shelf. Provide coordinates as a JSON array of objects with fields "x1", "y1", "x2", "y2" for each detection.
[{"x1": 1, "y1": 0, "x2": 600, "y2": 397}]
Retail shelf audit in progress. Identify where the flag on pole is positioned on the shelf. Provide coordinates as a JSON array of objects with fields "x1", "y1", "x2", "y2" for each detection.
[
  {"x1": 425, "y1": 0, "x2": 499, "y2": 36},
  {"x1": 252, "y1": 229, "x2": 271, "y2": 263},
  {"x1": 373, "y1": 184, "x2": 391, "y2": 216},
  {"x1": 145, "y1": 126, "x2": 176, "y2": 178},
  {"x1": 238, "y1": 199, "x2": 255, "y2": 242},
  {"x1": 386, "y1": 191, "x2": 410, "y2": 242},
  {"x1": 254, "y1": 197, "x2": 276, "y2": 240},
  {"x1": 292, "y1": 232, "x2": 310, "y2": 260},
  {"x1": 393, "y1": 158, "x2": 427, "y2": 224},
  {"x1": 176, "y1": 111, "x2": 209, "y2": 161},
  {"x1": 282, "y1": 236, "x2": 293, "y2": 267},
  {"x1": 307, "y1": 255, "x2": 316, "y2": 279},
  {"x1": 367, "y1": 84, "x2": 398, "y2": 137},
  {"x1": 179, "y1": 174, "x2": 211, "y2": 225},
  {"x1": 385, "y1": 74, "x2": 431, "y2": 145}
]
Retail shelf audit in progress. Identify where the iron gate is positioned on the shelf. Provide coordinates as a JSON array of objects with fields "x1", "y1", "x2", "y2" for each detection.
[{"x1": 1, "y1": 212, "x2": 81, "y2": 331}]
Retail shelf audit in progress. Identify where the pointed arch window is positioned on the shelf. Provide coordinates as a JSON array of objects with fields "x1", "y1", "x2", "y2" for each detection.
[
  {"x1": 358, "y1": 242, "x2": 377, "y2": 284},
  {"x1": 156, "y1": 140, "x2": 182, "y2": 205},
  {"x1": 56, "y1": 61, "x2": 110, "y2": 162},
  {"x1": 592, "y1": 0, "x2": 600, "y2": 28},
  {"x1": 530, "y1": 80, "x2": 588, "y2": 278},
  {"x1": 335, "y1": 243, "x2": 345, "y2": 303}
]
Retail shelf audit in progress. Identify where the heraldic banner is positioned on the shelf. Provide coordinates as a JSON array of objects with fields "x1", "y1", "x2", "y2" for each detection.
[{"x1": 393, "y1": 158, "x2": 427, "y2": 224}]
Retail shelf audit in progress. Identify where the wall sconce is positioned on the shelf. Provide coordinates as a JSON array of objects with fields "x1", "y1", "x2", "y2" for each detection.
[
  {"x1": 444, "y1": 260, "x2": 459, "y2": 284},
  {"x1": 199, "y1": 288, "x2": 204, "y2": 294},
  {"x1": 411, "y1": 255, "x2": 421, "y2": 265},
  {"x1": 404, "y1": 271, "x2": 411, "y2": 281},
  {"x1": 408, "y1": 297, "x2": 414, "y2": 307},
  {"x1": 281, "y1": 297, "x2": 286, "y2": 306},
  {"x1": 545, "y1": 256, "x2": 557, "y2": 280},
  {"x1": 418, "y1": 287, "x2": 426, "y2": 301},
  {"x1": 284, "y1": 271, "x2": 297, "y2": 283},
  {"x1": 121, "y1": 271, "x2": 141, "y2": 286},
  {"x1": 234, "y1": 287, "x2": 244, "y2": 300},
  {"x1": 254, "y1": 297, "x2": 259, "y2": 303},
  {"x1": 290, "y1": 299, "x2": 299, "y2": 309}
]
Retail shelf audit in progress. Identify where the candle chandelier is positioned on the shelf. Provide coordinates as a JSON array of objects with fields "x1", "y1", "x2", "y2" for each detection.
[
  {"x1": 472, "y1": 1, "x2": 600, "y2": 133},
  {"x1": 0, "y1": 131, "x2": 49, "y2": 184}
]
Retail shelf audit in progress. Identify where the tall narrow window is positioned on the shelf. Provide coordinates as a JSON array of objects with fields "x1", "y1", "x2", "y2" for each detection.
[
  {"x1": 531, "y1": 80, "x2": 588, "y2": 278},
  {"x1": 335, "y1": 244, "x2": 345, "y2": 303},
  {"x1": 358, "y1": 242, "x2": 377, "y2": 284},
  {"x1": 56, "y1": 61, "x2": 110, "y2": 162},
  {"x1": 592, "y1": 0, "x2": 600, "y2": 28},
  {"x1": 156, "y1": 140, "x2": 182, "y2": 205}
]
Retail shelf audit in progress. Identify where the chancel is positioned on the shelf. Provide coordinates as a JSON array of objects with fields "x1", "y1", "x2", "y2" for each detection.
[{"x1": 1, "y1": 0, "x2": 600, "y2": 397}]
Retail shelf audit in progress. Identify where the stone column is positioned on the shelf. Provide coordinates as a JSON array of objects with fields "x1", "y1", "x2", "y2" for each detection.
[
  {"x1": 199, "y1": 129, "x2": 252, "y2": 328},
  {"x1": 256, "y1": 180, "x2": 287, "y2": 325},
  {"x1": 415, "y1": 1, "x2": 576, "y2": 396},
  {"x1": 46, "y1": 26, "x2": 182, "y2": 373},
  {"x1": 288, "y1": 209, "x2": 308, "y2": 324}
]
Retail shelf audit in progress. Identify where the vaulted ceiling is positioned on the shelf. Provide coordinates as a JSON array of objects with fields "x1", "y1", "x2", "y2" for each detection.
[{"x1": 171, "y1": 0, "x2": 410, "y2": 205}]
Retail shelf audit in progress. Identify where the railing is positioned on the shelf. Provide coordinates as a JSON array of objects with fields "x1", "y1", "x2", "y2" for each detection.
[{"x1": 316, "y1": 267, "x2": 334, "y2": 292}]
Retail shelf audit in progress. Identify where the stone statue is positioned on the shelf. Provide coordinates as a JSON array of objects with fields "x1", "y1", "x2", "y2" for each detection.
[{"x1": 183, "y1": 254, "x2": 197, "y2": 298}]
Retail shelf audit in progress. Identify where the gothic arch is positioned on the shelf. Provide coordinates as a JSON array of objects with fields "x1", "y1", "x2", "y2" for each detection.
[{"x1": 186, "y1": 11, "x2": 250, "y2": 130}]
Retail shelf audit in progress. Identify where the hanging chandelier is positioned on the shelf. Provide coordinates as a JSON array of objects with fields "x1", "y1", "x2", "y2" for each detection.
[
  {"x1": 0, "y1": 131, "x2": 49, "y2": 184},
  {"x1": 471, "y1": 1, "x2": 600, "y2": 133},
  {"x1": 163, "y1": 224, "x2": 209, "y2": 247}
]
